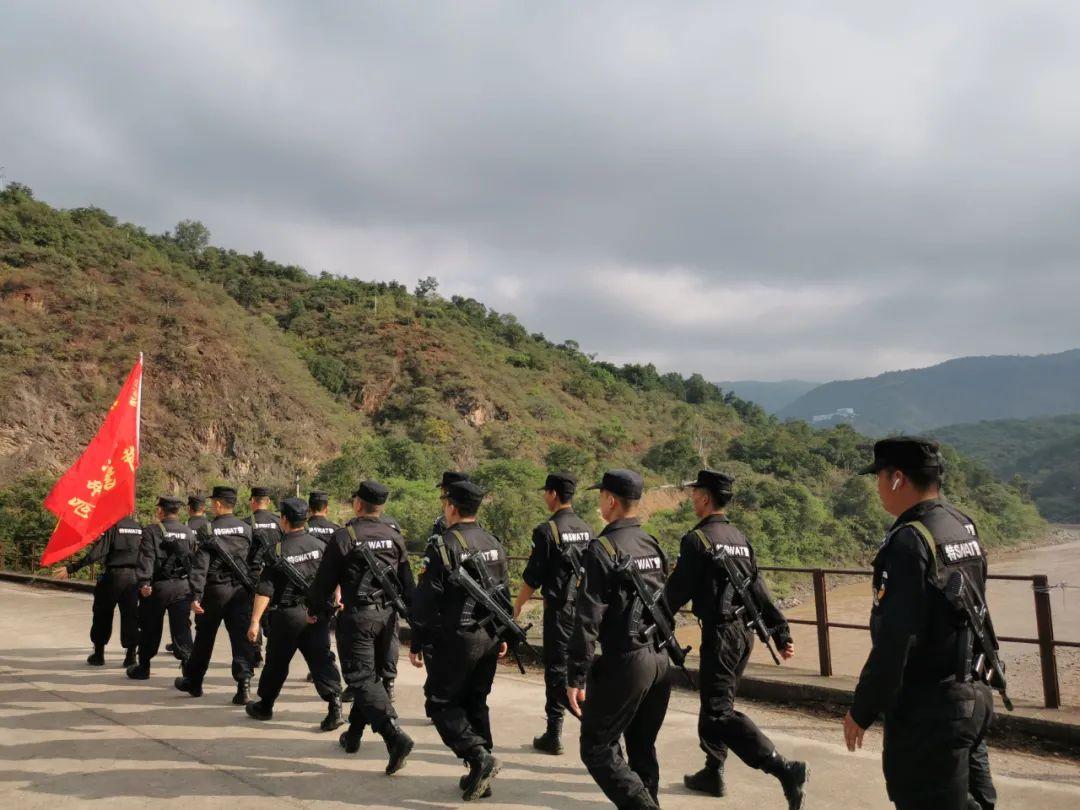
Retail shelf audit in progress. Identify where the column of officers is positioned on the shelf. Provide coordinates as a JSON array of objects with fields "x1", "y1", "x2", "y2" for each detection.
[{"x1": 60, "y1": 436, "x2": 999, "y2": 810}]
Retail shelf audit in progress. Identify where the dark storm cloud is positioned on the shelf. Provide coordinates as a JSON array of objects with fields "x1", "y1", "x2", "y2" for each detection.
[{"x1": 2, "y1": 2, "x2": 1079, "y2": 380}]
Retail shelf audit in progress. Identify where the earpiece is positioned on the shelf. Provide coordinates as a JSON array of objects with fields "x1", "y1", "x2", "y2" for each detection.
[{"x1": 891, "y1": 477, "x2": 901, "y2": 492}]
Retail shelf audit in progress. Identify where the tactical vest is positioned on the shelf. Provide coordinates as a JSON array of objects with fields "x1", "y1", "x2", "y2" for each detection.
[
  {"x1": 690, "y1": 519, "x2": 756, "y2": 623},
  {"x1": 595, "y1": 530, "x2": 667, "y2": 643},
  {"x1": 872, "y1": 500, "x2": 989, "y2": 684},
  {"x1": 434, "y1": 528, "x2": 509, "y2": 630},
  {"x1": 157, "y1": 521, "x2": 196, "y2": 581}
]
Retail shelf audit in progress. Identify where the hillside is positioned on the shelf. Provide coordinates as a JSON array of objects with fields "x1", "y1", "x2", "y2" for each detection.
[
  {"x1": 717, "y1": 380, "x2": 820, "y2": 414},
  {"x1": 933, "y1": 414, "x2": 1080, "y2": 522},
  {"x1": 0, "y1": 183, "x2": 1045, "y2": 574},
  {"x1": 779, "y1": 349, "x2": 1080, "y2": 435}
]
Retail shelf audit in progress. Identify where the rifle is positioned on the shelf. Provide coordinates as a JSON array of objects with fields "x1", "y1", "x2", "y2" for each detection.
[
  {"x1": 945, "y1": 571, "x2": 1014, "y2": 711},
  {"x1": 703, "y1": 538, "x2": 782, "y2": 666},
  {"x1": 347, "y1": 525, "x2": 408, "y2": 618},
  {"x1": 445, "y1": 538, "x2": 541, "y2": 674},
  {"x1": 611, "y1": 554, "x2": 695, "y2": 689},
  {"x1": 200, "y1": 532, "x2": 257, "y2": 592}
]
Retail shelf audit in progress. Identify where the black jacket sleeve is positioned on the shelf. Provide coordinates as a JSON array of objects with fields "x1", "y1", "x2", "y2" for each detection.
[
  {"x1": 567, "y1": 542, "x2": 610, "y2": 688},
  {"x1": 663, "y1": 532, "x2": 701, "y2": 613},
  {"x1": 307, "y1": 533, "x2": 347, "y2": 615},
  {"x1": 396, "y1": 537, "x2": 417, "y2": 608},
  {"x1": 409, "y1": 540, "x2": 446, "y2": 653},
  {"x1": 135, "y1": 527, "x2": 157, "y2": 586},
  {"x1": 67, "y1": 531, "x2": 110, "y2": 573},
  {"x1": 188, "y1": 525, "x2": 212, "y2": 601},
  {"x1": 850, "y1": 529, "x2": 930, "y2": 728},
  {"x1": 521, "y1": 523, "x2": 551, "y2": 591}
]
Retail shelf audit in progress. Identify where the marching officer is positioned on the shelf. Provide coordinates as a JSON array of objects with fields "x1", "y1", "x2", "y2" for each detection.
[
  {"x1": 56, "y1": 514, "x2": 142, "y2": 667},
  {"x1": 431, "y1": 470, "x2": 470, "y2": 537},
  {"x1": 306, "y1": 490, "x2": 339, "y2": 545},
  {"x1": 567, "y1": 469, "x2": 669, "y2": 810},
  {"x1": 513, "y1": 471, "x2": 594, "y2": 755},
  {"x1": 246, "y1": 485, "x2": 283, "y2": 571},
  {"x1": 664, "y1": 470, "x2": 808, "y2": 808},
  {"x1": 187, "y1": 494, "x2": 210, "y2": 535},
  {"x1": 844, "y1": 438, "x2": 997, "y2": 809},
  {"x1": 307, "y1": 480, "x2": 415, "y2": 774},
  {"x1": 176, "y1": 485, "x2": 260, "y2": 703},
  {"x1": 244, "y1": 497, "x2": 345, "y2": 732},
  {"x1": 410, "y1": 479, "x2": 508, "y2": 801},
  {"x1": 127, "y1": 495, "x2": 197, "y2": 679}
]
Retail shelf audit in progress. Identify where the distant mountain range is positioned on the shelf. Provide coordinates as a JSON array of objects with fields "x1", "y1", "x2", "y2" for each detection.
[
  {"x1": 777, "y1": 349, "x2": 1080, "y2": 436},
  {"x1": 716, "y1": 380, "x2": 819, "y2": 414}
]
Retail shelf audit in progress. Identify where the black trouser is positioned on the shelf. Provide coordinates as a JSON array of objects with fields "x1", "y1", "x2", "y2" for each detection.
[
  {"x1": 968, "y1": 738, "x2": 997, "y2": 809},
  {"x1": 380, "y1": 611, "x2": 399, "y2": 685},
  {"x1": 542, "y1": 597, "x2": 575, "y2": 722},
  {"x1": 90, "y1": 566, "x2": 139, "y2": 650},
  {"x1": 884, "y1": 681, "x2": 995, "y2": 809},
  {"x1": 257, "y1": 606, "x2": 341, "y2": 706},
  {"x1": 336, "y1": 605, "x2": 397, "y2": 733},
  {"x1": 138, "y1": 579, "x2": 193, "y2": 666},
  {"x1": 183, "y1": 581, "x2": 260, "y2": 686},
  {"x1": 424, "y1": 626, "x2": 500, "y2": 760},
  {"x1": 579, "y1": 646, "x2": 671, "y2": 807},
  {"x1": 698, "y1": 620, "x2": 776, "y2": 770}
]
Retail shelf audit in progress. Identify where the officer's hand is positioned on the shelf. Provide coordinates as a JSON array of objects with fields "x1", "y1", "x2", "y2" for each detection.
[
  {"x1": 192, "y1": 600, "x2": 205, "y2": 615},
  {"x1": 247, "y1": 623, "x2": 259, "y2": 643},
  {"x1": 780, "y1": 641, "x2": 795, "y2": 660},
  {"x1": 140, "y1": 585, "x2": 152, "y2": 598},
  {"x1": 497, "y1": 642, "x2": 508, "y2": 659},
  {"x1": 409, "y1": 652, "x2": 424, "y2": 669},
  {"x1": 54, "y1": 567, "x2": 69, "y2": 580},
  {"x1": 306, "y1": 613, "x2": 318, "y2": 625},
  {"x1": 843, "y1": 711, "x2": 866, "y2": 752},
  {"x1": 566, "y1": 686, "x2": 585, "y2": 718}
]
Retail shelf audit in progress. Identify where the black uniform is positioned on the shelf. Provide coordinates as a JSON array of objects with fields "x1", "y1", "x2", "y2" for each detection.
[
  {"x1": 254, "y1": 529, "x2": 342, "y2": 707},
  {"x1": 135, "y1": 519, "x2": 197, "y2": 667},
  {"x1": 184, "y1": 514, "x2": 261, "y2": 687},
  {"x1": 307, "y1": 514, "x2": 340, "y2": 545},
  {"x1": 851, "y1": 499, "x2": 997, "y2": 809},
  {"x1": 187, "y1": 514, "x2": 210, "y2": 536},
  {"x1": 521, "y1": 507, "x2": 594, "y2": 724},
  {"x1": 67, "y1": 516, "x2": 142, "y2": 653},
  {"x1": 309, "y1": 516, "x2": 414, "y2": 738},
  {"x1": 379, "y1": 514, "x2": 404, "y2": 690},
  {"x1": 411, "y1": 521, "x2": 510, "y2": 762},
  {"x1": 569, "y1": 518, "x2": 671, "y2": 808},
  {"x1": 664, "y1": 515, "x2": 791, "y2": 772},
  {"x1": 246, "y1": 508, "x2": 283, "y2": 574}
]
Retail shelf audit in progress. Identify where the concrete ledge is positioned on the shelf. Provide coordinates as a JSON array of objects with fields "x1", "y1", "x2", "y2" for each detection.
[{"x1": 0, "y1": 570, "x2": 94, "y2": 593}]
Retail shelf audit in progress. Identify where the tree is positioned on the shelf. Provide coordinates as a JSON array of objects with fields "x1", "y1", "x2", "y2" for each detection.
[
  {"x1": 173, "y1": 219, "x2": 210, "y2": 254},
  {"x1": 414, "y1": 276, "x2": 439, "y2": 299}
]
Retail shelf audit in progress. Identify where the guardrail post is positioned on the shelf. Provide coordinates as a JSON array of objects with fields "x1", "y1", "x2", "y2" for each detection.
[
  {"x1": 1032, "y1": 574, "x2": 1060, "y2": 709},
  {"x1": 812, "y1": 569, "x2": 832, "y2": 677}
]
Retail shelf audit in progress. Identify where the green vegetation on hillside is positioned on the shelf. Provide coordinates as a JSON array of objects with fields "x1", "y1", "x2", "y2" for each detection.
[
  {"x1": 0, "y1": 183, "x2": 1046, "y2": 580},
  {"x1": 933, "y1": 415, "x2": 1080, "y2": 522}
]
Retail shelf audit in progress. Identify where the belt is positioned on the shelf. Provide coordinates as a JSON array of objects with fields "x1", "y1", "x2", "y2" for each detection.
[{"x1": 347, "y1": 602, "x2": 386, "y2": 612}]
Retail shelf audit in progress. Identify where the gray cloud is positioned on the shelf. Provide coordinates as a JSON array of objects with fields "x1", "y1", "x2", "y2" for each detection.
[{"x1": 2, "y1": 1, "x2": 1079, "y2": 381}]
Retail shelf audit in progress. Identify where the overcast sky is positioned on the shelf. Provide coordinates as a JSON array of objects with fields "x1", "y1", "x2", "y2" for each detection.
[{"x1": 3, "y1": 2, "x2": 1079, "y2": 381}]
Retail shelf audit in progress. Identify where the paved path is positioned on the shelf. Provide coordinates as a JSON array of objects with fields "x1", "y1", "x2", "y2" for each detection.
[{"x1": 1, "y1": 583, "x2": 1078, "y2": 808}]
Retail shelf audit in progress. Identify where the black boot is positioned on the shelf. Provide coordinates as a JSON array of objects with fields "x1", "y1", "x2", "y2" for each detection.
[
  {"x1": 532, "y1": 716, "x2": 564, "y2": 754},
  {"x1": 462, "y1": 751, "x2": 500, "y2": 801},
  {"x1": 86, "y1": 645, "x2": 105, "y2": 666},
  {"x1": 341, "y1": 685, "x2": 356, "y2": 703},
  {"x1": 232, "y1": 678, "x2": 251, "y2": 706},
  {"x1": 122, "y1": 647, "x2": 137, "y2": 667},
  {"x1": 339, "y1": 726, "x2": 363, "y2": 754},
  {"x1": 126, "y1": 663, "x2": 151, "y2": 680},
  {"x1": 245, "y1": 699, "x2": 273, "y2": 721},
  {"x1": 762, "y1": 753, "x2": 808, "y2": 810},
  {"x1": 381, "y1": 719, "x2": 414, "y2": 775},
  {"x1": 618, "y1": 789, "x2": 660, "y2": 809},
  {"x1": 459, "y1": 773, "x2": 492, "y2": 799},
  {"x1": 320, "y1": 696, "x2": 345, "y2": 732},
  {"x1": 174, "y1": 676, "x2": 203, "y2": 697},
  {"x1": 684, "y1": 760, "x2": 725, "y2": 797}
]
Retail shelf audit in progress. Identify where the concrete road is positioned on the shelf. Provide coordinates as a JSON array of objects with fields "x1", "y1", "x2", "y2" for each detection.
[{"x1": 1, "y1": 582, "x2": 1078, "y2": 809}]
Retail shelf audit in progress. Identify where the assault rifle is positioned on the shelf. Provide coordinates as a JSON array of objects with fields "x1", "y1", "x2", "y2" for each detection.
[
  {"x1": 347, "y1": 525, "x2": 408, "y2": 618},
  {"x1": 612, "y1": 555, "x2": 695, "y2": 689},
  {"x1": 447, "y1": 556, "x2": 541, "y2": 674},
  {"x1": 945, "y1": 571, "x2": 1014, "y2": 711},
  {"x1": 706, "y1": 542, "x2": 782, "y2": 666},
  {"x1": 200, "y1": 531, "x2": 256, "y2": 592}
]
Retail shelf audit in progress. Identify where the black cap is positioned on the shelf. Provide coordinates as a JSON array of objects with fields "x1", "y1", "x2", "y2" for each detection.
[
  {"x1": 587, "y1": 469, "x2": 644, "y2": 500},
  {"x1": 211, "y1": 485, "x2": 237, "y2": 503},
  {"x1": 250, "y1": 486, "x2": 272, "y2": 499},
  {"x1": 280, "y1": 497, "x2": 309, "y2": 524},
  {"x1": 445, "y1": 480, "x2": 486, "y2": 511},
  {"x1": 352, "y1": 480, "x2": 389, "y2": 505},
  {"x1": 157, "y1": 495, "x2": 183, "y2": 511},
  {"x1": 437, "y1": 471, "x2": 470, "y2": 490},
  {"x1": 541, "y1": 472, "x2": 577, "y2": 500},
  {"x1": 308, "y1": 490, "x2": 330, "y2": 508},
  {"x1": 858, "y1": 436, "x2": 945, "y2": 476},
  {"x1": 683, "y1": 469, "x2": 735, "y2": 496},
  {"x1": 187, "y1": 494, "x2": 206, "y2": 510}
]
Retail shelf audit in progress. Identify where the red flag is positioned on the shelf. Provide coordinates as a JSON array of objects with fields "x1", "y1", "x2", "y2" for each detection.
[{"x1": 40, "y1": 355, "x2": 143, "y2": 566}]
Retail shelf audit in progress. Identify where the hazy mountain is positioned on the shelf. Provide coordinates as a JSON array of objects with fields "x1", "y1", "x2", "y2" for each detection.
[
  {"x1": 779, "y1": 349, "x2": 1080, "y2": 436},
  {"x1": 717, "y1": 380, "x2": 820, "y2": 414}
]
